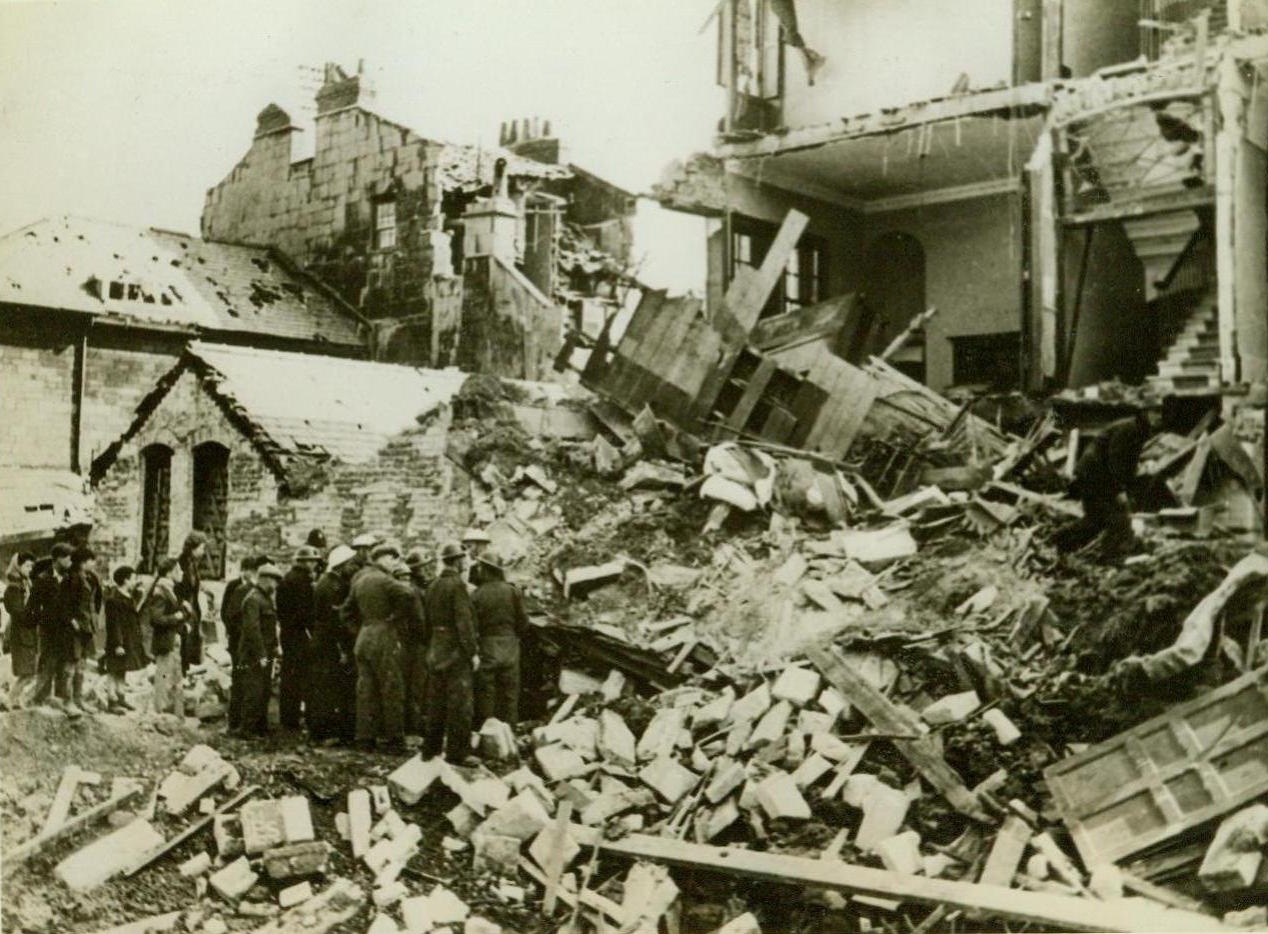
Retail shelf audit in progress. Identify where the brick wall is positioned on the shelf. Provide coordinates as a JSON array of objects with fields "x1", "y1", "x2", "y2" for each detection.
[
  {"x1": 0, "y1": 328, "x2": 76, "y2": 468},
  {"x1": 92, "y1": 368, "x2": 471, "y2": 578},
  {"x1": 82, "y1": 332, "x2": 183, "y2": 468}
]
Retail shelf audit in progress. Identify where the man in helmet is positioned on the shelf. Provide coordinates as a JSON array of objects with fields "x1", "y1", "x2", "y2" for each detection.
[
  {"x1": 422, "y1": 542, "x2": 479, "y2": 764},
  {"x1": 276, "y1": 544, "x2": 321, "y2": 730},
  {"x1": 309, "y1": 544, "x2": 358, "y2": 745},
  {"x1": 461, "y1": 527, "x2": 492, "y2": 588},
  {"x1": 345, "y1": 542, "x2": 416, "y2": 753},
  {"x1": 402, "y1": 549, "x2": 432, "y2": 739},
  {"x1": 471, "y1": 549, "x2": 528, "y2": 728}
]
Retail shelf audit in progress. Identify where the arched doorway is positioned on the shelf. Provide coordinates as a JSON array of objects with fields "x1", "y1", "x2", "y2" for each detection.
[
  {"x1": 192, "y1": 442, "x2": 230, "y2": 580},
  {"x1": 862, "y1": 233, "x2": 926, "y2": 381},
  {"x1": 139, "y1": 444, "x2": 173, "y2": 573}
]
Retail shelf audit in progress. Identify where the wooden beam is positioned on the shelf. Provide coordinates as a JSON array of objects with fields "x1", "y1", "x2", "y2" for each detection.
[
  {"x1": 6, "y1": 786, "x2": 142, "y2": 868},
  {"x1": 1062, "y1": 185, "x2": 1214, "y2": 227},
  {"x1": 724, "y1": 358, "x2": 777, "y2": 436},
  {"x1": 43, "y1": 766, "x2": 85, "y2": 836},
  {"x1": 541, "y1": 799, "x2": 574, "y2": 915},
  {"x1": 122, "y1": 785, "x2": 261, "y2": 877},
  {"x1": 805, "y1": 645, "x2": 993, "y2": 823},
  {"x1": 567, "y1": 825, "x2": 1227, "y2": 934}
]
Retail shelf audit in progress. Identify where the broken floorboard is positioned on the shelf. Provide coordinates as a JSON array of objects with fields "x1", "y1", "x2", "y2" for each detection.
[
  {"x1": 567, "y1": 826, "x2": 1227, "y2": 933},
  {"x1": 805, "y1": 645, "x2": 993, "y2": 823}
]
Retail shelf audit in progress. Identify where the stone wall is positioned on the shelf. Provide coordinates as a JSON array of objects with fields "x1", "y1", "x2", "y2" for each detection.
[
  {"x1": 202, "y1": 105, "x2": 455, "y2": 332},
  {"x1": 458, "y1": 255, "x2": 563, "y2": 381},
  {"x1": 92, "y1": 368, "x2": 470, "y2": 579}
]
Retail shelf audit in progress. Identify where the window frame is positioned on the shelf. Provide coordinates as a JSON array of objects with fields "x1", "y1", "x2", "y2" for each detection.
[{"x1": 373, "y1": 198, "x2": 398, "y2": 251}]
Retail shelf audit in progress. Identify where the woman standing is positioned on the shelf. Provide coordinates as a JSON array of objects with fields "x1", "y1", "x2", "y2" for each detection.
[
  {"x1": 176, "y1": 532, "x2": 207, "y2": 670},
  {"x1": 4, "y1": 552, "x2": 37, "y2": 708},
  {"x1": 104, "y1": 565, "x2": 146, "y2": 712},
  {"x1": 144, "y1": 557, "x2": 191, "y2": 716}
]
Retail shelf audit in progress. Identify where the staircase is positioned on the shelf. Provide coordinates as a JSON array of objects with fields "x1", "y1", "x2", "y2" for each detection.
[
  {"x1": 1121, "y1": 210, "x2": 1201, "y2": 302},
  {"x1": 1147, "y1": 291, "x2": 1222, "y2": 394}
]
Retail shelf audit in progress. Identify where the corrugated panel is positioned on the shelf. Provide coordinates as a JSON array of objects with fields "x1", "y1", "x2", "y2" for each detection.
[{"x1": 1045, "y1": 667, "x2": 1268, "y2": 867}]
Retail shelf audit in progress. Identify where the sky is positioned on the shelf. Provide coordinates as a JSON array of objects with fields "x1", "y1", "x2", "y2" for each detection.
[{"x1": 0, "y1": 0, "x2": 720, "y2": 291}]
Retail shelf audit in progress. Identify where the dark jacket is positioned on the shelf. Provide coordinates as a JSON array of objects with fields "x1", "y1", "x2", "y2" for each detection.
[
  {"x1": 144, "y1": 578, "x2": 189, "y2": 656},
  {"x1": 344, "y1": 565, "x2": 418, "y2": 637},
  {"x1": 31, "y1": 565, "x2": 81, "y2": 663},
  {"x1": 69, "y1": 566, "x2": 102, "y2": 646},
  {"x1": 423, "y1": 567, "x2": 477, "y2": 672},
  {"x1": 276, "y1": 566, "x2": 315, "y2": 656},
  {"x1": 1071, "y1": 413, "x2": 1151, "y2": 501},
  {"x1": 471, "y1": 578, "x2": 528, "y2": 668},
  {"x1": 175, "y1": 552, "x2": 203, "y2": 624},
  {"x1": 105, "y1": 584, "x2": 147, "y2": 673},
  {"x1": 239, "y1": 586, "x2": 278, "y2": 664},
  {"x1": 312, "y1": 568, "x2": 354, "y2": 664},
  {"x1": 221, "y1": 576, "x2": 250, "y2": 656},
  {"x1": 5, "y1": 570, "x2": 37, "y2": 677}
]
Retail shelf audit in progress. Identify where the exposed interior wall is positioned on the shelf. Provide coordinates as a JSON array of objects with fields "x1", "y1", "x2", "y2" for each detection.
[
  {"x1": 1062, "y1": 222, "x2": 1153, "y2": 387},
  {"x1": 1061, "y1": 0, "x2": 1141, "y2": 76},
  {"x1": 92, "y1": 367, "x2": 469, "y2": 575},
  {"x1": 784, "y1": 0, "x2": 1014, "y2": 125},
  {"x1": 854, "y1": 193, "x2": 1024, "y2": 390},
  {"x1": 709, "y1": 173, "x2": 864, "y2": 316}
]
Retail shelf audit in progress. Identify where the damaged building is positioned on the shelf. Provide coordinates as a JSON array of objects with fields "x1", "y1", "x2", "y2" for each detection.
[
  {"x1": 201, "y1": 63, "x2": 641, "y2": 380},
  {"x1": 562, "y1": 0, "x2": 1268, "y2": 515},
  {"x1": 0, "y1": 216, "x2": 366, "y2": 564}
]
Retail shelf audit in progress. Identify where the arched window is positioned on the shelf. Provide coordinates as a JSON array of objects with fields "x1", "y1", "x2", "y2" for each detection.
[
  {"x1": 139, "y1": 444, "x2": 173, "y2": 573},
  {"x1": 862, "y1": 233, "x2": 927, "y2": 381},
  {"x1": 192, "y1": 442, "x2": 230, "y2": 580}
]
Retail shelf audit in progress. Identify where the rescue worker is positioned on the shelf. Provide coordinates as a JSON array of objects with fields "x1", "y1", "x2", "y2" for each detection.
[
  {"x1": 462, "y1": 527, "x2": 492, "y2": 588},
  {"x1": 143, "y1": 557, "x2": 192, "y2": 717},
  {"x1": 1054, "y1": 406, "x2": 1161, "y2": 558},
  {"x1": 276, "y1": 544, "x2": 320, "y2": 730},
  {"x1": 28, "y1": 543, "x2": 81, "y2": 716},
  {"x1": 471, "y1": 549, "x2": 528, "y2": 727},
  {"x1": 422, "y1": 542, "x2": 479, "y2": 765},
  {"x1": 347, "y1": 532, "x2": 381, "y2": 583},
  {"x1": 306, "y1": 529, "x2": 328, "y2": 574},
  {"x1": 402, "y1": 549, "x2": 431, "y2": 737},
  {"x1": 235, "y1": 562, "x2": 282, "y2": 736},
  {"x1": 345, "y1": 542, "x2": 415, "y2": 753},
  {"x1": 4, "y1": 551, "x2": 37, "y2": 708},
  {"x1": 67, "y1": 546, "x2": 102, "y2": 711},
  {"x1": 104, "y1": 565, "x2": 146, "y2": 712},
  {"x1": 309, "y1": 545, "x2": 358, "y2": 745},
  {"x1": 221, "y1": 555, "x2": 260, "y2": 731}
]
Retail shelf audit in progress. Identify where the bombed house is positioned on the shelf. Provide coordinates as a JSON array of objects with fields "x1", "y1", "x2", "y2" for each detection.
[
  {"x1": 202, "y1": 63, "x2": 641, "y2": 380},
  {"x1": 613, "y1": 0, "x2": 1268, "y2": 469}
]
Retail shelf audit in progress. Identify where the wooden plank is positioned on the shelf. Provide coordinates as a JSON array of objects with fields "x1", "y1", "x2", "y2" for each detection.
[
  {"x1": 122, "y1": 785, "x2": 262, "y2": 877},
  {"x1": 805, "y1": 645, "x2": 992, "y2": 823},
  {"x1": 520, "y1": 857, "x2": 624, "y2": 925},
  {"x1": 759, "y1": 406, "x2": 797, "y2": 445},
  {"x1": 805, "y1": 360, "x2": 879, "y2": 459},
  {"x1": 43, "y1": 766, "x2": 84, "y2": 836},
  {"x1": 977, "y1": 815, "x2": 1030, "y2": 888},
  {"x1": 567, "y1": 825, "x2": 1227, "y2": 934},
  {"x1": 6, "y1": 786, "x2": 143, "y2": 868},
  {"x1": 696, "y1": 210, "x2": 810, "y2": 417},
  {"x1": 725, "y1": 357, "x2": 777, "y2": 434},
  {"x1": 542, "y1": 799, "x2": 575, "y2": 915},
  {"x1": 1045, "y1": 666, "x2": 1268, "y2": 868}
]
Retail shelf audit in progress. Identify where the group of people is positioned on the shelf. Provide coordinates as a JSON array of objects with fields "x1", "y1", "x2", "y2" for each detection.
[
  {"x1": 2, "y1": 523, "x2": 527, "y2": 767},
  {"x1": 221, "y1": 527, "x2": 528, "y2": 764},
  {"x1": 2, "y1": 531, "x2": 212, "y2": 717}
]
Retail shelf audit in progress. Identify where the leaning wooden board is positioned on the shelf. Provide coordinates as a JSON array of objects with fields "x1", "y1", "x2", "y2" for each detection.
[
  {"x1": 1045, "y1": 665, "x2": 1268, "y2": 867},
  {"x1": 805, "y1": 644, "x2": 993, "y2": 823},
  {"x1": 567, "y1": 825, "x2": 1230, "y2": 933}
]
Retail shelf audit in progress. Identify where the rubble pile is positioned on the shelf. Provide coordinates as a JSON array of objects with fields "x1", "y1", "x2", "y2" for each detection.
[{"x1": 6, "y1": 379, "x2": 1268, "y2": 934}]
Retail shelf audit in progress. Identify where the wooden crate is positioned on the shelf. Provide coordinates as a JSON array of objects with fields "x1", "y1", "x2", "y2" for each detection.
[{"x1": 1044, "y1": 667, "x2": 1268, "y2": 867}]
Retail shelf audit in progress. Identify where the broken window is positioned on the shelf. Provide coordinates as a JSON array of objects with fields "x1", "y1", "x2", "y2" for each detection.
[
  {"x1": 139, "y1": 443, "x2": 172, "y2": 574},
  {"x1": 951, "y1": 332, "x2": 1022, "y2": 389},
  {"x1": 191, "y1": 441, "x2": 229, "y2": 580},
  {"x1": 729, "y1": 216, "x2": 826, "y2": 319},
  {"x1": 717, "y1": 0, "x2": 785, "y2": 133},
  {"x1": 373, "y1": 199, "x2": 397, "y2": 251}
]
